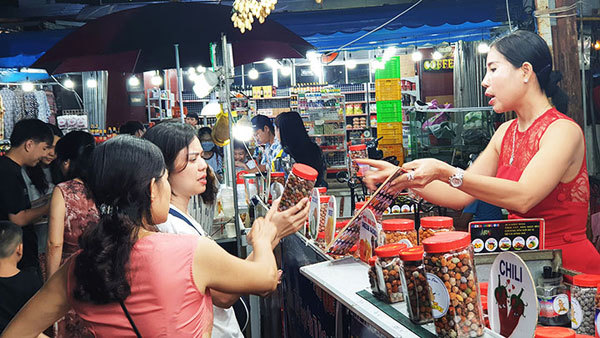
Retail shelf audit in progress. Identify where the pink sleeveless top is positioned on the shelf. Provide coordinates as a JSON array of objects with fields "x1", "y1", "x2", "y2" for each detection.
[
  {"x1": 67, "y1": 233, "x2": 213, "y2": 337},
  {"x1": 496, "y1": 108, "x2": 600, "y2": 274}
]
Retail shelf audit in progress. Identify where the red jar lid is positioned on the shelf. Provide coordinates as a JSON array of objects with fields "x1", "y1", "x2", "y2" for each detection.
[
  {"x1": 317, "y1": 187, "x2": 327, "y2": 194},
  {"x1": 420, "y1": 216, "x2": 453, "y2": 229},
  {"x1": 399, "y1": 246, "x2": 424, "y2": 261},
  {"x1": 317, "y1": 232, "x2": 325, "y2": 240},
  {"x1": 368, "y1": 256, "x2": 377, "y2": 266},
  {"x1": 320, "y1": 196, "x2": 331, "y2": 203},
  {"x1": 572, "y1": 274, "x2": 600, "y2": 287},
  {"x1": 237, "y1": 178, "x2": 244, "y2": 184},
  {"x1": 374, "y1": 243, "x2": 408, "y2": 258},
  {"x1": 422, "y1": 231, "x2": 471, "y2": 253},
  {"x1": 355, "y1": 201, "x2": 367, "y2": 210},
  {"x1": 479, "y1": 282, "x2": 488, "y2": 296},
  {"x1": 348, "y1": 144, "x2": 367, "y2": 151},
  {"x1": 336, "y1": 220, "x2": 350, "y2": 229},
  {"x1": 292, "y1": 163, "x2": 318, "y2": 181},
  {"x1": 535, "y1": 327, "x2": 575, "y2": 338},
  {"x1": 575, "y1": 335, "x2": 594, "y2": 338},
  {"x1": 270, "y1": 172, "x2": 285, "y2": 177},
  {"x1": 382, "y1": 218, "x2": 414, "y2": 231}
]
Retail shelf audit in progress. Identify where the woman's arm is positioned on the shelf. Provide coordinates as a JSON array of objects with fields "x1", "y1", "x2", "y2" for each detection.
[
  {"x1": 1, "y1": 258, "x2": 71, "y2": 338},
  {"x1": 46, "y1": 187, "x2": 66, "y2": 279}
]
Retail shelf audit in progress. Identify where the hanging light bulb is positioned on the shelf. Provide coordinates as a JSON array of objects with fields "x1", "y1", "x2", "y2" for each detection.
[
  {"x1": 86, "y1": 78, "x2": 97, "y2": 88},
  {"x1": 432, "y1": 50, "x2": 443, "y2": 60},
  {"x1": 188, "y1": 67, "x2": 196, "y2": 74},
  {"x1": 411, "y1": 50, "x2": 423, "y2": 62},
  {"x1": 280, "y1": 66, "x2": 292, "y2": 77},
  {"x1": 196, "y1": 65, "x2": 206, "y2": 74},
  {"x1": 151, "y1": 72, "x2": 163, "y2": 86},
  {"x1": 63, "y1": 78, "x2": 75, "y2": 89},
  {"x1": 345, "y1": 59, "x2": 357, "y2": 70},
  {"x1": 22, "y1": 81, "x2": 34, "y2": 92},
  {"x1": 248, "y1": 68, "x2": 259, "y2": 80},
  {"x1": 477, "y1": 42, "x2": 490, "y2": 54},
  {"x1": 128, "y1": 76, "x2": 140, "y2": 87}
]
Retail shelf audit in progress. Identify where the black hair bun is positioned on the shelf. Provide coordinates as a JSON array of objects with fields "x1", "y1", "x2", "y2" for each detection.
[{"x1": 545, "y1": 71, "x2": 563, "y2": 97}]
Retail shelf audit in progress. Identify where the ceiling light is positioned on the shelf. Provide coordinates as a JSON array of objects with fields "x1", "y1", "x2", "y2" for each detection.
[
  {"x1": 382, "y1": 46, "x2": 397, "y2": 62},
  {"x1": 188, "y1": 67, "x2": 196, "y2": 74},
  {"x1": 201, "y1": 101, "x2": 221, "y2": 116},
  {"x1": 432, "y1": 51, "x2": 443, "y2": 60},
  {"x1": 477, "y1": 42, "x2": 490, "y2": 54},
  {"x1": 264, "y1": 58, "x2": 280, "y2": 69},
  {"x1": 345, "y1": 59, "x2": 357, "y2": 69},
  {"x1": 192, "y1": 70, "x2": 219, "y2": 98},
  {"x1": 280, "y1": 66, "x2": 292, "y2": 76},
  {"x1": 128, "y1": 76, "x2": 140, "y2": 87},
  {"x1": 248, "y1": 68, "x2": 259, "y2": 80},
  {"x1": 63, "y1": 78, "x2": 75, "y2": 89},
  {"x1": 150, "y1": 72, "x2": 163, "y2": 86},
  {"x1": 196, "y1": 65, "x2": 206, "y2": 74},
  {"x1": 306, "y1": 50, "x2": 321, "y2": 62},
  {"x1": 22, "y1": 81, "x2": 34, "y2": 92},
  {"x1": 594, "y1": 40, "x2": 600, "y2": 50},
  {"x1": 411, "y1": 50, "x2": 423, "y2": 62},
  {"x1": 86, "y1": 78, "x2": 97, "y2": 88},
  {"x1": 232, "y1": 115, "x2": 254, "y2": 142}
]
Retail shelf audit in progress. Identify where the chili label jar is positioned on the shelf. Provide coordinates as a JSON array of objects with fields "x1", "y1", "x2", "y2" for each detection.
[
  {"x1": 382, "y1": 218, "x2": 418, "y2": 247},
  {"x1": 423, "y1": 231, "x2": 484, "y2": 338},
  {"x1": 278, "y1": 163, "x2": 318, "y2": 212},
  {"x1": 348, "y1": 144, "x2": 368, "y2": 177},
  {"x1": 374, "y1": 243, "x2": 408, "y2": 303},
  {"x1": 318, "y1": 196, "x2": 331, "y2": 233},
  {"x1": 399, "y1": 246, "x2": 433, "y2": 324},
  {"x1": 571, "y1": 274, "x2": 600, "y2": 335},
  {"x1": 419, "y1": 216, "x2": 454, "y2": 244}
]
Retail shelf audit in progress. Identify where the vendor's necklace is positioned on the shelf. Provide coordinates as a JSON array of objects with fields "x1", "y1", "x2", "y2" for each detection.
[{"x1": 509, "y1": 105, "x2": 552, "y2": 166}]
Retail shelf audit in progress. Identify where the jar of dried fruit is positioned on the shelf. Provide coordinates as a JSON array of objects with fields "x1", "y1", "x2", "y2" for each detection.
[
  {"x1": 382, "y1": 218, "x2": 418, "y2": 247},
  {"x1": 423, "y1": 231, "x2": 484, "y2": 338},
  {"x1": 278, "y1": 163, "x2": 318, "y2": 212},
  {"x1": 374, "y1": 243, "x2": 408, "y2": 303},
  {"x1": 419, "y1": 216, "x2": 454, "y2": 244},
  {"x1": 399, "y1": 246, "x2": 433, "y2": 324}
]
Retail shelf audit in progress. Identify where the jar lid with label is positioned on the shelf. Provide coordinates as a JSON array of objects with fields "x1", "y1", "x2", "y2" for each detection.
[
  {"x1": 398, "y1": 246, "x2": 424, "y2": 261},
  {"x1": 382, "y1": 219, "x2": 414, "y2": 231},
  {"x1": 420, "y1": 216, "x2": 453, "y2": 229},
  {"x1": 291, "y1": 163, "x2": 318, "y2": 181},
  {"x1": 422, "y1": 231, "x2": 470, "y2": 253},
  {"x1": 572, "y1": 274, "x2": 600, "y2": 287},
  {"x1": 320, "y1": 196, "x2": 331, "y2": 203},
  {"x1": 317, "y1": 187, "x2": 327, "y2": 194},
  {"x1": 374, "y1": 243, "x2": 408, "y2": 258}
]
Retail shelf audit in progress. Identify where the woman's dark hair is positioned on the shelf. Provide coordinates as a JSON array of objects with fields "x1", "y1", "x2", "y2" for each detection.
[
  {"x1": 55, "y1": 131, "x2": 95, "y2": 182},
  {"x1": 143, "y1": 122, "x2": 197, "y2": 173},
  {"x1": 491, "y1": 30, "x2": 569, "y2": 114},
  {"x1": 275, "y1": 111, "x2": 327, "y2": 187},
  {"x1": 26, "y1": 123, "x2": 63, "y2": 194},
  {"x1": 119, "y1": 121, "x2": 145, "y2": 136},
  {"x1": 74, "y1": 136, "x2": 166, "y2": 304},
  {"x1": 203, "y1": 165, "x2": 218, "y2": 204},
  {"x1": 198, "y1": 127, "x2": 212, "y2": 139}
]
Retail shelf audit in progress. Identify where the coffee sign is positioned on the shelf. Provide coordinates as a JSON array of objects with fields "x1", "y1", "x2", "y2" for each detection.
[{"x1": 423, "y1": 58, "x2": 454, "y2": 72}]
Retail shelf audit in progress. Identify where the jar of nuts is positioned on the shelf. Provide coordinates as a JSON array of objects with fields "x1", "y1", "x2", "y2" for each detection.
[
  {"x1": 348, "y1": 144, "x2": 368, "y2": 177},
  {"x1": 570, "y1": 274, "x2": 600, "y2": 335},
  {"x1": 382, "y1": 218, "x2": 418, "y2": 247},
  {"x1": 278, "y1": 163, "x2": 318, "y2": 212},
  {"x1": 374, "y1": 243, "x2": 408, "y2": 304},
  {"x1": 422, "y1": 231, "x2": 484, "y2": 338},
  {"x1": 534, "y1": 326, "x2": 576, "y2": 338},
  {"x1": 595, "y1": 283, "x2": 600, "y2": 338},
  {"x1": 368, "y1": 256, "x2": 381, "y2": 296},
  {"x1": 335, "y1": 220, "x2": 350, "y2": 235},
  {"x1": 270, "y1": 172, "x2": 286, "y2": 187},
  {"x1": 318, "y1": 196, "x2": 331, "y2": 233},
  {"x1": 315, "y1": 231, "x2": 326, "y2": 250},
  {"x1": 399, "y1": 246, "x2": 433, "y2": 324},
  {"x1": 419, "y1": 216, "x2": 454, "y2": 244}
]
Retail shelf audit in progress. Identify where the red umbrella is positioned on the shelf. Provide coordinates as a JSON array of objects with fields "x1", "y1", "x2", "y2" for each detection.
[{"x1": 32, "y1": 2, "x2": 313, "y2": 73}]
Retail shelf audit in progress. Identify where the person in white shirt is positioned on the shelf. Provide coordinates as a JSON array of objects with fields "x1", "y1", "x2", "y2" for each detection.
[{"x1": 144, "y1": 122, "x2": 309, "y2": 337}]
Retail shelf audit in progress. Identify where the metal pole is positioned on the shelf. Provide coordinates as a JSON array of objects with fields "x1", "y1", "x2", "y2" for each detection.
[
  {"x1": 221, "y1": 34, "x2": 243, "y2": 258},
  {"x1": 174, "y1": 44, "x2": 185, "y2": 123}
]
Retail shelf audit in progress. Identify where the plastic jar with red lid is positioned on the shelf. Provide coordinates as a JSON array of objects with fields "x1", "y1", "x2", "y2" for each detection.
[
  {"x1": 535, "y1": 326, "x2": 576, "y2": 338},
  {"x1": 382, "y1": 218, "x2": 418, "y2": 247},
  {"x1": 348, "y1": 144, "x2": 368, "y2": 177},
  {"x1": 422, "y1": 231, "x2": 484, "y2": 338},
  {"x1": 355, "y1": 201, "x2": 367, "y2": 213},
  {"x1": 374, "y1": 243, "x2": 408, "y2": 303},
  {"x1": 270, "y1": 172, "x2": 286, "y2": 187},
  {"x1": 419, "y1": 216, "x2": 455, "y2": 243},
  {"x1": 317, "y1": 187, "x2": 327, "y2": 194},
  {"x1": 278, "y1": 163, "x2": 318, "y2": 212},
  {"x1": 571, "y1": 274, "x2": 600, "y2": 335},
  {"x1": 318, "y1": 196, "x2": 331, "y2": 233},
  {"x1": 368, "y1": 256, "x2": 381, "y2": 296},
  {"x1": 595, "y1": 283, "x2": 600, "y2": 338},
  {"x1": 399, "y1": 246, "x2": 433, "y2": 324},
  {"x1": 315, "y1": 231, "x2": 326, "y2": 250}
]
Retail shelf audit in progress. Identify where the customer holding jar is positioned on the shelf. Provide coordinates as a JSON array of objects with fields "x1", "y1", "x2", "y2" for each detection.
[
  {"x1": 359, "y1": 30, "x2": 600, "y2": 274},
  {"x1": 144, "y1": 122, "x2": 310, "y2": 337}
]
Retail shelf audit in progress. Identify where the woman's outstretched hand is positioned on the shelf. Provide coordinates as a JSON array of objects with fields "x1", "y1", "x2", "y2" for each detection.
[
  {"x1": 400, "y1": 158, "x2": 451, "y2": 189},
  {"x1": 355, "y1": 159, "x2": 399, "y2": 192},
  {"x1": 265, "y1": 198, "x2": 310, "y2": 246}
]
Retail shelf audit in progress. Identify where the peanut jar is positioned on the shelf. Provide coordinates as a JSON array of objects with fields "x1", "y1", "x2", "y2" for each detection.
[
  {"x1": 382, "y1": 218, "x2": 418, "y2": 247},
  {"x1": 315, "y1": 231, "x2": 326, "y2": 250},
  {"x1": 348, "y1": 144, "x2": 368, "y2": 177},
  {"x1": 571, "y1": 274, "x2": 600, "y2": 335},
  {"x1": 368, "y1": 256, "x2": 381, "y2": 297},
  {"x1": 270, "y1": 172, "x2": 285, "y2": 187},
  {"x1": 419, "y1": 216, "x2": 454, "y2": 244},
  {"x1": 318, "y1": 196, "x2": 331, "y2": 233},
  {"x1": 423, "y1": 231, "x2": 484, "y2": 338},
  {"x1": 399, "y1": 246, "x2": 433, "y2": 324},
  {"x1": 278, "y1": 163, "x2": 318, "y2": 212},
  {"x1": 374, "y1": 243, "x2": 408, "y2": 303}
]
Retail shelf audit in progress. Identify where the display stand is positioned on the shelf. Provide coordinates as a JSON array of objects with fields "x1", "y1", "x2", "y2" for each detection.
[{"x1": 146, "y1": 88, "x2": 175, "y2": 122}]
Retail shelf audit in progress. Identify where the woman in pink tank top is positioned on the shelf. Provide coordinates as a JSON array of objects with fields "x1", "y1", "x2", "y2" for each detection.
[
  {"x1": 359, "y1": 30, "x2": 600, "y2": 274},
  {"x1": 2, "y1": 136, "x2": 282, "y2": 337}
]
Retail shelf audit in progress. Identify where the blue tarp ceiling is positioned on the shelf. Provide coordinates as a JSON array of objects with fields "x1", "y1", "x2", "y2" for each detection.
[{"x1": 0, "y1": 29, "x2": 73, "y2": 68}]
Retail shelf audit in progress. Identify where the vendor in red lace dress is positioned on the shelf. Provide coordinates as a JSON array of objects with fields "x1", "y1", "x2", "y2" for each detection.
[{"x1": 359, "y1": 30, "x2": 600, "y2": 274}]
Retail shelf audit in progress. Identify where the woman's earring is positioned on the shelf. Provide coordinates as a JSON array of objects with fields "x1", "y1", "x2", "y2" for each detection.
[{"x1": 524, "y1": 78, "x2": 529, "y2": 83}]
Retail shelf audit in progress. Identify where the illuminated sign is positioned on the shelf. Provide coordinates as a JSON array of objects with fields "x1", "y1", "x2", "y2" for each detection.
[{"x1": 423, "y1": 58, "x2": 454, "y2": 72}]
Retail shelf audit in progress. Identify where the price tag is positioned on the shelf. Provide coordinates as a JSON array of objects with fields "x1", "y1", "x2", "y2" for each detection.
[{"x1": 469, "y1": 219, "x2": 545, "y2": 253}]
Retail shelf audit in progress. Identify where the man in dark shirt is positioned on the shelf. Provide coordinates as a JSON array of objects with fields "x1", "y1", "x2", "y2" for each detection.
[
  {"x1": 0, "y1": 119, "x2": 53, "y2": 272},
  {"x1": 0, "y1": 221, "x2": 43, "y2": 333}
]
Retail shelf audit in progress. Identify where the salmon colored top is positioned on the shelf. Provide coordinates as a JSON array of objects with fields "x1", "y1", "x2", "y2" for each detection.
[
  {"x1": 496, "y1": 108, "x2": 600, "y2": 274},
  {"x1": 67, "y1": 233, "x2": 213, "y2": 337}
]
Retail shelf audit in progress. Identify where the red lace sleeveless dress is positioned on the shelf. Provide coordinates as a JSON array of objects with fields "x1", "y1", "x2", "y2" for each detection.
[{"x1": 496, "y1": 108, "x2": 600, "y2": 274}]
